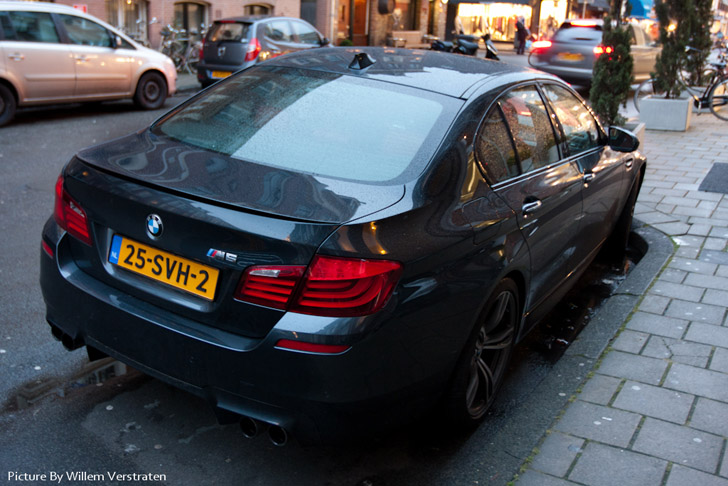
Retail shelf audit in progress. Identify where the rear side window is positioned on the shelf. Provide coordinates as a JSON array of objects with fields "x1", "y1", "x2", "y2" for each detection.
[
  {"x1": 209, "y1": 22, "x2": 249, "y2": 42},
  {"x1": 60, "y1": 14, "x2": 113, "y2": 47},
  {"x1": 541, "y1": 84, "x2": 601, "y2": 156},
  {"x1": 499, "y1": 87, "x2": 560, "y2": 173},
  {"x1": 476, "y1": 107, "x2": 519, "y2": 184},
  {"x1": 4, "y1": 11, "x2": 60, "y2": 43},
  {"x1": 154, "y1": 66, "x2": 458, "y2": 183},
  {"x1": 265, "y1": 20, "x2": 293, "y2": 42},
  {"x1": 553, "y1": 25, "x2": 602, "y2": 42}
]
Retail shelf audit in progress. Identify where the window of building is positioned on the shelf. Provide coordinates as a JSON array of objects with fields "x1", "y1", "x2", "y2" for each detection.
[
  {"x1": 106, "y1": 0, "x2": 149, "y2": 43},
  {"x1": 243, "y1": 4, "x2": 272, "y2": 16},
  {"x1": 174, "y1": 2, "x2": 207, "y2": 36}
]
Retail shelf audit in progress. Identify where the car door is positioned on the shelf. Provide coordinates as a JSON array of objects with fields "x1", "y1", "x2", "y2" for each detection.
[
  {"x1": 57, "y1": 13, "x2": 132, "y2": 97},
  {"x1": 474, "y1": 84, "x2": 583, "y2": 317},
  {"x1": 629, "y1": 24, "x2": 656, "y2": 82},
  {"x1": 0, "y1": 10, "x2": 75, "y2": 102},
  {"x1": 540, "y1": 83, "x2": 627, "y2": 267}
]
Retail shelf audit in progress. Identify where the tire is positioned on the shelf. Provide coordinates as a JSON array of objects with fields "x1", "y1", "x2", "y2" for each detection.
[
  {"x1": 134, "y1": 72, "x2": 167, "y2": 110},
  {"x1": 0, "y1": 84, "x2": 17, "y2": 127},
  {"x1": 708, "y1": 77, "x2": 728, "y2": 121},
  {"x1": 634, "y1": 79, "x2": 665, "y2": 112},
  {"x1": 443, "y1": 278, "x2": 519, "y2": 427}
]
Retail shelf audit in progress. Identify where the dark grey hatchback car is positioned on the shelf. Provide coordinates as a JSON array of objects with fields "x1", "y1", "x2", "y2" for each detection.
[
  {"x1": 41, "y1": 47, "x2": 645, "y2": 445},
  {"x1": 196, "y1": 15, "x2": 328, "y2": 87}
]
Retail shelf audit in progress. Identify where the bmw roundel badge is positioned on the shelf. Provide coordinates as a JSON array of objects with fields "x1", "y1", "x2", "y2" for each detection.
[{"x1": 146, "y1": 214, "x2": 163, "y2": 239}]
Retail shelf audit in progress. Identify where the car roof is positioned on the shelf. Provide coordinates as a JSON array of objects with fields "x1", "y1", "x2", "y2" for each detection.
[
  {"x1": 266, "y1": 47, "x2": 544, "y2": 99},
  {"x1": 0, "y1": 0, "x2": 85, "y2": 14},
  {"x1": 213, "y1": 15, "x2": 302, "y2": 24}
]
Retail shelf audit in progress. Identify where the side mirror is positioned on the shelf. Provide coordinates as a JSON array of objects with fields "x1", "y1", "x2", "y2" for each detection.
[
  {"x1": 608, "y1": 126, "x2": 639, "y2": 152},
  {"x1": 321, "y1": 37, "x2": 330, "y2": 46},
  {"x1": 114, "y1": 35, "x2": 123, "y2": 48}
]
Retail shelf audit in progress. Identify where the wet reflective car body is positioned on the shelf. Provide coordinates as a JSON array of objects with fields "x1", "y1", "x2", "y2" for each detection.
[{"x1": 40, "y1": 47, "x2": 645, "y2": 444}]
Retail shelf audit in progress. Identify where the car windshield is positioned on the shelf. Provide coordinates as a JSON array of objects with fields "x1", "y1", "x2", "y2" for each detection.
[
  {"x1": 554, "y1": 25, "x2": 602, "y2": 42},
  {"x1": 154, "y1": 66, "x2": 457, "y2": 183},
  {"x1": 208, "y1": 21, "x2": 250, "y2": 42}
]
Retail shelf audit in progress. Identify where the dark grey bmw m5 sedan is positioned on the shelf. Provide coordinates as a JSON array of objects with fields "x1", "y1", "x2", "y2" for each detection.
[{"x1": 40, "y1": 47, "x2": 645, "y2": 445}]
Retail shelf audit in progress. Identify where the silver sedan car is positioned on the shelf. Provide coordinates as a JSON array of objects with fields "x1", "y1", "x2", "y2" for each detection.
[{"x1": 528, "y1": 19, "x2": 660, "y2": 86}]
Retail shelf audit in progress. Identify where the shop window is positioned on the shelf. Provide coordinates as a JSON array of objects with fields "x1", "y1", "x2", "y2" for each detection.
[{"x1": 392, "y1": 0, "x2": 419, "y2": 30}]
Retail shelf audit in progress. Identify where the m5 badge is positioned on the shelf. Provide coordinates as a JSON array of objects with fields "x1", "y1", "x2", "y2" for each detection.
[{"x1": 207, "y1": 248, "x2": 237, "y2": 263}]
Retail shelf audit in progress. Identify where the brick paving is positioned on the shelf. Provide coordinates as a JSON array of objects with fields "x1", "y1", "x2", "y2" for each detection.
[{"x1": 516, "y1": 114, "x2": 728, "y2": 486}]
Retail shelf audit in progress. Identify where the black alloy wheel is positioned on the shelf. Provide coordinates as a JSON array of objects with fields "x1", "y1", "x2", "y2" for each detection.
[
  {"x1": 134, "y1": 72, "x2": 167, "y2": 110},
  {"x1": 0, "y1": 84, "x2": 17, "y2": 127},
  {"x1": 445, "y1": 278, "x2": 518, "y2": 425}
]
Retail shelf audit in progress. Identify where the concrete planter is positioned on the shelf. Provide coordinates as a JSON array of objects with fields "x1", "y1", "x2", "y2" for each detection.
[
  {"x1": 639, "y1": 96, "x2": 692, "y2": 131},
  {"x1": 623, "y1": 121, "x2": 646, "y2": 148}
]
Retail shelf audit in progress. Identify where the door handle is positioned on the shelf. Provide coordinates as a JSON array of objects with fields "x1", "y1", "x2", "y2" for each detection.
[
  {"x1": 522, "y1": 199, "x2": 543, "y2": 215},
  {"x1": 625, "y1": 159, "x2": 634, "y2": 169},
  {"x1": 583, "y1": 173, "x2": 595, "y2": 184},
  {"x1": 75, "y1": 55, "x2": 90, "y2": 62},
  {"x1": 8, "y1": 53, "x2": 25, "y2": 61}
]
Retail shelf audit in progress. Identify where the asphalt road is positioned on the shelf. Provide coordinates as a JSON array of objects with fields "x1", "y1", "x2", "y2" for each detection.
[{"x1": 0, "y1": 70, "x2": 646, "y2": 486}]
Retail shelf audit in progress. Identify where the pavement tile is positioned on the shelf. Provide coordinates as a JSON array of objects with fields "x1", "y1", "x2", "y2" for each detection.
[
  {"x1": 639, "y1": 295, "x2": 671, "y2": 315},
  {"x1": 612, "y1": 381, "x2": 694, "y2": 424},
  {"x1": 652, "y1": 188, "x2": 689, "y2": 198},
  {"x1": 673, "y1": 235, "x2": 706, "y2": 247},
  {"x1": 598, "y1": 351, "x2": 668, "y2": 385},
  {"x1": 612, "y1": 330, "x2": 649, "y2": 354},
  {"x1": 650, "y1": 282, "x2": 704, "y2": 302},
  {"x1": 568, "y1": 442, "x2": 666, "y2": 486},
  {"x1": 701, "y1": 250, "x2": 728, "y2": 265},
  {"x1": 690, "y1": 398, "x2": 728, "y2": 437},
  {"x1": 669, "y1": 258, "x2": 718, "y2": 275},
  {"x1": 661, "y1": 268, "x2": 687, "y2": 283},
  {"x1": 632, "y1": 418, "x2": 723, "y2": 473},
  {"x1": 668, "y1": 465, "x2": 728, "y2": 486},
  {"x1": 685, "y1": 322, "x2": 728, "y2": 348},
  {"x1": 709, "y1": 347, "x2": 728, "y2": 374},
  {"x1": 676, "y1": 246, "x2": 701, "y2": 259},
  {"x1": 642, "y1": 336, "x2": 712, "y2": 368},
  {"x1": 687, "y1": 223, "x2": 713, "y2": 236},
  {"x1": 722, "y1": 448, "x2": 728, "y2": 478},
  {"x1": 685, "y1": 273, "x2": 728, "y2": 292},
  {"x1": 554, "y1": 401, "x2": 641, "y2": 448},
  {"x1": 667, "y1": 300, "x2": 726, "y2": 325},
  {"x1": 663, "y1": 197, "x2": 699, "y2": 208},
  {"x1": 654, "y1": 222, "x2": 691, "y2": 235},
  {"x1": 517, "y1": 470, "x2": 578, "y2": 486},
  {"x1": 665, "y1": 363, "x2": 728, "y2": 403},
  {"x1": 578, "y1": 374, "x2": 622, "y2": 405},
  {"x1": 710, "y1": 227, "x2": 728, "y2": 238},
  {"x1": 530, "y1": 432, "x2": 583, "y2": 477},
  {"x1": 626, "y1": 312, "x2": 688, "y2": 339},
  {"x1": 703, "y1": 289, "x2": 728, "y2": 307},
  {"x1": 717, "y1": 265, "x2": 728, "y2": 278}
]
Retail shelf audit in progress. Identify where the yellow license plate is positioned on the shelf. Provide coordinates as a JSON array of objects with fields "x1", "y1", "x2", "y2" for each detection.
[
  {"x1": 557, "y1": 52, "x2": 584, "y2": 62},
  {"x1": 211, "y1": 70, "x2": 232, "y2": 79},
  {"x1": 109, "y1": 235, "x2": 219, "y2": 301}
]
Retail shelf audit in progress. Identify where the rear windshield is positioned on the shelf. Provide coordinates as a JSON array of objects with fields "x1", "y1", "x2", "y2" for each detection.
[
  {"x1": 554, "y1": 24, "x2": 602, "y2": 42},
  {"x1": 208, "y1": 21, "x2": 250, "y2": 42},
  {"x1": 153, "y1": 66, "x2": 459, "y2": 183}
]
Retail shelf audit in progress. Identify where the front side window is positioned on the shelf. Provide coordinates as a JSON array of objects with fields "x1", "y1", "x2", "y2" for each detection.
[
  {"x1": 476, "y1": 106, "x2": 519, "y2": 184},
  {"x1": 154, "y1": 66, "x2": 459, "y2": 183},
  {"x1": 5, "y1": 11, "x2": 60, "y2": 43},
  {"x1": 542, "y1": 84, "x2": 601, "y2": 156},
  {"x1": 499, "y1": 87, "x2": 560, "y2": 173},
  {"x1": 291, "y1": 20, "x2": 320, "y2": 45},
  {"x1": 60, "y1": 15, "x2": 113, "y2": 47}
]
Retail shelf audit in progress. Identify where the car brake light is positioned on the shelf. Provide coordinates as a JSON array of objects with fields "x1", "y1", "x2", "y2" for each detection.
[
  {"x1": 532, "y1": 40, "x2": 552, "y2": 50},
  {"x1": 244, "y1": 38, "x2": 261, "y2": 62},
  {"x1": 235, "y1": 255, "x2": 402, "y2": 317},
  {"x1": 594, "y1": 45, "x2": 614, "y2": 56},
  {"x1": 199, "y1": 38, "x2": 204, "y2": 61},
  {"x1": 54, "y1": 175, "x2": 92, "y2": 246},
  {"x1": 274, "y1": 339, "x2": 351, "y2": 354},
  {"x1": 571, "y1": 20, "x2": 598, "y2": 27}
]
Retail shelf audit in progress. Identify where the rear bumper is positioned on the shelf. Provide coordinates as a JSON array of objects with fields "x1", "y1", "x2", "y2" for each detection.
[
  {"x1": 40, "y1": 223, "x2": 457, "y2": 444},
  {"x1": 196, "y1": 61, "x2": 252, "y2": 84}
]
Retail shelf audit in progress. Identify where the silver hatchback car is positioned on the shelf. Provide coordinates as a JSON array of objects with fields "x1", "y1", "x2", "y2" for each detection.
[
  {"x1": 0, "y1": 1, "x2": 177, "y2": 126},
  {"x1": 528, "y1": 19, "x2": 660, "y2": 86}
]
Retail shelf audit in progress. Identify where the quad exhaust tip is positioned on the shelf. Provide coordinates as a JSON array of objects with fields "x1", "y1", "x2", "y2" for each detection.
[
  {"x1": 268, "y1": 425, "x2": 288, "y2": 447},
  {"x1": 239, "y1": 417, "x2": 288, "y2": 446},
  {"x1": 239, "y1": 417, "x2": 260, "y2": 439}
]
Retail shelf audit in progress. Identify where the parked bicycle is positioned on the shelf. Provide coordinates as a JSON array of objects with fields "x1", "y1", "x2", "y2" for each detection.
[
  {"x1": 158, "y1": 24, "x2": 205, "y2": 74},
  {"x1": 634, "y1": 46, "x2": 728, "y2": 121}
]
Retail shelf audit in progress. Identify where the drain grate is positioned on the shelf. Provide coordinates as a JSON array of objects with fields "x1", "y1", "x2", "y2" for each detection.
[{"x1": 699, "y1": 163, "x2": 728, "y2": 194}]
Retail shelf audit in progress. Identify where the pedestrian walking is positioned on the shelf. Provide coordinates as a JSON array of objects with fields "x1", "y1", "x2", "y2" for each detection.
[{"x1": 516, "y1": 17, "x2": 529, "y2": 55}]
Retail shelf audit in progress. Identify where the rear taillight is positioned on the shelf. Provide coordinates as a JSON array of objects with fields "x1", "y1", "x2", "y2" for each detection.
[
  {"x1": 532, "y1": 40, "x2": 552, "y2": 50},
  {"x1": 199, "y1": 38, "x2": 205, "y2": 61},
  {"x1": 594, "y1": 45, "x2": 614, "y2": 56},
  {"x1": 244, "y1": 37, "x2": 261, "y2": 62},
  {"x1": 235, "y1": 255, "x2": 402, "y2": 317},
  {"x1": 54, "y1": 174, "x2": 92, "y2": 246}
]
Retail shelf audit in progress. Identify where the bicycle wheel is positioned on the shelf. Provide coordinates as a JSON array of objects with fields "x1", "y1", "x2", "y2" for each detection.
[
  {"x1": 708, "y1": 77, "x2": 728, "y2": 121},
  {"x1": 634, "y1": 79, "x2": 666, "y2": 112}
]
